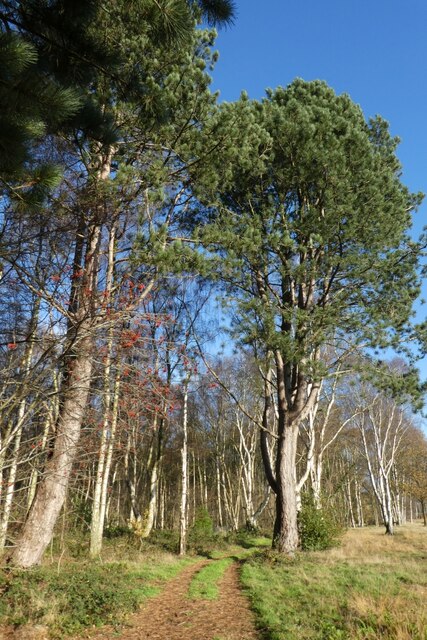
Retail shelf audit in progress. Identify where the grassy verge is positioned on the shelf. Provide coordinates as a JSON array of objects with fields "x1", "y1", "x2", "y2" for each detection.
[
  {"x1": 0, "y1": 551, "x2": 196, "y2": 638},
  {"x1": 240, "y1": 524, "x2": 427, "y2": 640},
  {"x1": 188, "y1": 557, "x2": 233, "y2": 600}
]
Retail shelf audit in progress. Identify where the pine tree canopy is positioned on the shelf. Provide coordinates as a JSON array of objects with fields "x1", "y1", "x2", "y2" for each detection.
[
  {"x1": 0, "y1": 0, "x2": 233, "y2": 200},
  {"x1": 193, "y1": 79, "x2": 423, "y2": 378}
]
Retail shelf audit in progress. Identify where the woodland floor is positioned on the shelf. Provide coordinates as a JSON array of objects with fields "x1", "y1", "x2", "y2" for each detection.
[
  {"x1": 79, "y1": 559, "x2": 260, "y2": 640},
  {"x1": 0, "y1": 559, "x2": 260, "y2": 640}
]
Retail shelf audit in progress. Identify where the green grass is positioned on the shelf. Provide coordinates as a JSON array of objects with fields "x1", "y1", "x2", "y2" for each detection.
[
  {"x1": 240, "y1": 525, "x2": 427, "y2": 640},
  {"x1": 0, "y1": 553, "x2": 196, "y2": 638},
  {"x1": 188, "y1": 558, "x2": 233, "y2": 600},
  {"x1": 187, "y1": 533, "x2": 271, "y2": 599}
]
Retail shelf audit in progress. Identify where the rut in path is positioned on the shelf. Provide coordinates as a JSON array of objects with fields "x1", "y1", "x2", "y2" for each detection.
[{"x1": 86, "y1": 559, "x2": 260, "y2": 640}]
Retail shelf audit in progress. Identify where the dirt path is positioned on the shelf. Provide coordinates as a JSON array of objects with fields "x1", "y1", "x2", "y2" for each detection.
[{"x1": 83, "y1": 559, "x2": 260, "y2": 640}]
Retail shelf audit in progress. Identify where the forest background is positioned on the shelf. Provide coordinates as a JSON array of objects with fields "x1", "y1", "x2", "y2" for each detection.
[{"x1": 1, "y1": 0, "x2": 427, "y2": 583}]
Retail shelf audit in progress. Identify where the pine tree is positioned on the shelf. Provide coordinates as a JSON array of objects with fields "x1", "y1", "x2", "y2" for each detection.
[{"x1": 194, "y1": 79, "x2": 423, "y2": 553}]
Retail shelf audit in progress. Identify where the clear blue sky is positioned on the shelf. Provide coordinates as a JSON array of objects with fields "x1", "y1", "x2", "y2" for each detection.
[{"x1": 210, "y1": 0, "x2": 427, "y2": 390}]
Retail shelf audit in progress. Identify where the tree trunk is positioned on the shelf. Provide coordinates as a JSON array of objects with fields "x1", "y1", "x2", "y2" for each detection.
[
  {"x1": 179, "y1": 378, "x2": 189, "y2": 555},
  {"x1": 142, "y1": 416, "x2": 163, "y2": 538},
  {"x1": 11, "y1": 332, "x2": 94, "y2": 566},
  {"x1": 0, "y1": 303, "x2": 39, "y2": 551},
  {"x1": 90, "y1": 224, "x2": 118, "y2": 557},
  {"x1": 90, "y1": 366, "x2": 121, "y2": 557},
  {"x1": 11, "y1": 203, "x2": 104, "y2": 567},
  {"x1": 273, "y1": 424, "x2": 299, "y2": 554},
  {"x1": 355, "y1": 480, "x2": 364, "y2": 527}
]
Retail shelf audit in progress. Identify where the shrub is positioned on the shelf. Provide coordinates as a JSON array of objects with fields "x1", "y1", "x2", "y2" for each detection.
[
  {"x1": 298, "y1": 493, "x2": 343, "y2": 551},
  {"x1": 148, "y1": 529, "x2": 179, "y2": 553},
  {"x1": 191, "y1": 508, "x2": 213, "y2": 539},
  {"x1": 189, "y1": 508, "x2": 218, "y2": 555}
]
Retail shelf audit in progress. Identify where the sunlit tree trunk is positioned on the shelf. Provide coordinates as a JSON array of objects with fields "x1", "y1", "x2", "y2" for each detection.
[
  {"x1": 90, "y1": 367, "x2": 121, "y2": 556},
  {"x1": 11, "y1": 152, "x2": 112, "y2": 567},
  {"x1": 90, "y1": 223, "x2": 118, "y2": 557},
  {"x1": 355, "y1": 480, "x2": 364, "y2": 527},
  {"x1": 359, "y1": 396, "x2": 406, "y2": 536},
  {"x1": 0, "y1": 301, "x2": 39, "y2": 550},
  {"x1": 26, "y1": 372, "x2": 59, "y2": 515},
  {"x1": 268, "y1": 352, "x2": 321, "y2": 554},
  {"x1": 179, "y1": 376, "x2": 189, "y2": 555},
  {"x1": 142, "y1": 414, "x2": 163, "y2": 538}
]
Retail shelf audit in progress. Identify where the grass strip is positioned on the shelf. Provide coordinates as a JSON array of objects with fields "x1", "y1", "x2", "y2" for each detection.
[{"x1": 188, "y1": 557, "x2": 233, "y2": 600}]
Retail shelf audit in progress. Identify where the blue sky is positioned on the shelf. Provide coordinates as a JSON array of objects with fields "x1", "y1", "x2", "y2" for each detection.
[{"x1": 209, "y1": 0, "x2": 427, "y2": 388}]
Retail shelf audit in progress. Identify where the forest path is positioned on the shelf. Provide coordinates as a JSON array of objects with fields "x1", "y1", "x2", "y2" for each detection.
[{"x1": 85, "y1": 558, "x2": 260, "y2": 640}]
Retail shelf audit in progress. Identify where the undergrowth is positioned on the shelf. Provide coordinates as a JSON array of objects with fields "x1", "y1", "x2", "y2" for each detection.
[{"x1": 0, "y1": 553, "x2": 195, "y2": 638}]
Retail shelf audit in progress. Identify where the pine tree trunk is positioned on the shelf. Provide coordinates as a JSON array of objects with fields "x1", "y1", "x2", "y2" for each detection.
[
  {"x1": 11, "y1": 148, "x2": 113, "y2": 567},
  {"x1": 272, "y1": 424, "x2": 299, "y2": 554}
]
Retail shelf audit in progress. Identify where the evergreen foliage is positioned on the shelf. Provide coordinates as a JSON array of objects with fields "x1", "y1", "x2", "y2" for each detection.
[
  {"x1": 298, "y1": 493, "x2": 343, "y2": 551},
  {"x1": 196, "y1": 80, "x2": 423, "y2": 367}
]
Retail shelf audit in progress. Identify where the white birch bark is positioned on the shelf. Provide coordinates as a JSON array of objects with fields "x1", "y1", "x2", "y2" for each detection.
[
  {"x1": 0, "y1": 316, "x2": 38, "y2": 550},
  {"x1": 90, "y1": 224, "x2": 118, "y2": 557},
  {"x1": 359, "y1": 395, "x2": 406, "y2": 535},
  {"x1": 179, "y1": 376, "x2": 189, "y2": 555}
]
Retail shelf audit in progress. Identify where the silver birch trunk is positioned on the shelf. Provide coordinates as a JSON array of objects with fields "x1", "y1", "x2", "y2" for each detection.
[
  {"x1": 124, "y1": 424, "x2": 141, "y2": 524},
  {"x1": 0, "y1": 306, "x2": 40, "y2": 551},
  {"x1": 346, "y1": 478, "x2": 356, "y2": 528},
  {"x1": 89, "y1": 224, "x2": 117, "y2": 557},
  {"x1": 26, "y1": 372, "x2": 59, "y2": 514},
  {"x1": 359, "y1": 396, "x2": 405, "y2": 536},
  {"x1": 192, "y1": 451, "x2": 196, "y2": 525},
  {"x1": 142, "y1": 415, "x2": 163, "y2": 538},
  {"x1": 97, "y1": 371, "x2": 120, "y2": 539},
  {"x1": 90, "y1": 366, "x2": 121, "y2": 556},
  {"x1": 179, "y1": 377, "x2": 189, "y2": 555},
  {"x1": 355, "y1": 480, "x2": 364, "y2": 527},
  {"x1": 216, "y1": 460, "x2": 223, "y2": 528}
]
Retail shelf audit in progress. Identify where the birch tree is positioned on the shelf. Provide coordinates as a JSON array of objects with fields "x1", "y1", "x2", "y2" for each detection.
[{"x1": 357, "y1": 390, "x2": 408, "y2": 535}]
